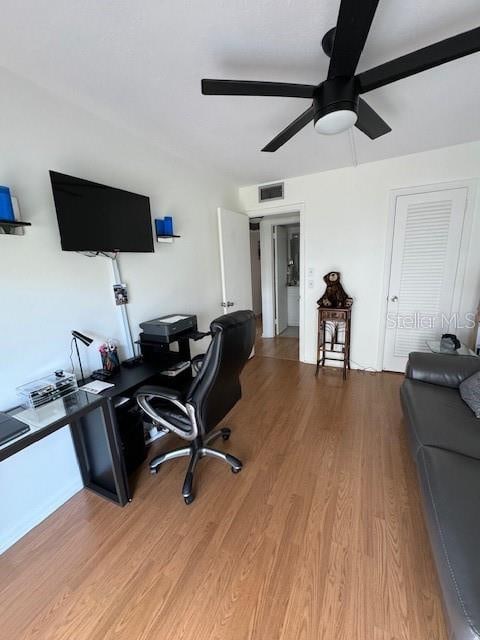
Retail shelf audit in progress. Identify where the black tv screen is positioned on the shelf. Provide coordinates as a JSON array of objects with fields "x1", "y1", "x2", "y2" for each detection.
[{"x1": 49, "y1": 171, "x2": 154, "y2": 252}]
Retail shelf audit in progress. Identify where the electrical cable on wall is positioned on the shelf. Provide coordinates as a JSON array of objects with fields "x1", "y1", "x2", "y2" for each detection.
[
  {"x1": 74, "y1": 250, "x2": 134, "y2": 359},
  {"x1": 69, "y1": 337, "x2": 75, "y2": 375}
]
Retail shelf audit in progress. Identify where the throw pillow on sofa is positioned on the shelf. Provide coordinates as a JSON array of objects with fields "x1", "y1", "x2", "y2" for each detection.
[{"x1": 460, "y1": 370, "x2": 480, "y2": 418}]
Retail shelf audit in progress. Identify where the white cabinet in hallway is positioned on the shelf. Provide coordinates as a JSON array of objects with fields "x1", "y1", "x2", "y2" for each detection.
[{"x1": 287, "y1": 286, "x2": 300, "y2": 326}]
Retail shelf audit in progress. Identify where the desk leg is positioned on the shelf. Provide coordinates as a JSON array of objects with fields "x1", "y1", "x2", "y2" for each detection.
[{"x1": 70, "y1": 401, "x2": 130, "y2": 506}]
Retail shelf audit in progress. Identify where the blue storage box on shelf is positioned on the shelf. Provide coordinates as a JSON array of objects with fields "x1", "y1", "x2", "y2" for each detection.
[
  {"x1": 0, "y1": 186, "x2": 14, "y2": 221},
  {"x1": 154, "y1": 216, "x2": 180, "y2": 243}
]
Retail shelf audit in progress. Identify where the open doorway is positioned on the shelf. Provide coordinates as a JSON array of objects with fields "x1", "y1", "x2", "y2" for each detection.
[
  {"x1": 249, "y1": 213, "x2": 301, "y2": 361},
  {"x1": 275, "y1": 223, "x2": 300, "y2": 339}
]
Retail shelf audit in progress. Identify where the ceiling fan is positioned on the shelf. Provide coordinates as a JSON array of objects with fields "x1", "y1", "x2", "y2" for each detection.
[{"x1": 201, "y1": 0, "x2": 480, "y2": 152}]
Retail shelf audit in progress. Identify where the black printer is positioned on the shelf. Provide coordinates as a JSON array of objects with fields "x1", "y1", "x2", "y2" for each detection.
[
  {"x1": 138, "y1": 314, "x2": 199, "y2": 368},
  {"x1": 139, "y1": 314, "x2": 197, "y2": 341}
]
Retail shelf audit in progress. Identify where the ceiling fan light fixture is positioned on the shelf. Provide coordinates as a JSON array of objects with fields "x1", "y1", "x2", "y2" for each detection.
[
  {"x1": 314, "y1": 109, "x2": 358, "y2": 135},
  {"x1": 313, "y1": 77, "x2": 358, "y2": 135}
]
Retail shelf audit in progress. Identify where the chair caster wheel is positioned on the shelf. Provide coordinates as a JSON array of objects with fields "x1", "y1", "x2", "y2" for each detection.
[
  {"x1": 150, "y1": 467, "x2": 159, "y2": 475},
  {"x1": 184, "y1": 495, "x2": 195, "y2": 505},
  {"x1": 231, "y1": 466, "x2": 241, "y2": 474},
  {"x1": 222, "y1": 434, "x2": 230, "y2": 441}
]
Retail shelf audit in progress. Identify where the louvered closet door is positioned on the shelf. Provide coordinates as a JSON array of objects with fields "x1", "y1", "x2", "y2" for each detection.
[{"x1": 383, "y1": 187, "x2": 468, "y2": 372}]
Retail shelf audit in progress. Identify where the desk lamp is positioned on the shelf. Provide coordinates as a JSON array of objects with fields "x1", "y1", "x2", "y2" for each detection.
[{"x1": 71, "y1": 330, "x2": 93, "y2": 383}]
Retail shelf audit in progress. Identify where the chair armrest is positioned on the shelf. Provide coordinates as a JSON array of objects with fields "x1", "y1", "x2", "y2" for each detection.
[
  {"x1": 135, "y1": 385, "x2": 183, "y2": 403},
  {"x1": 191, "y1": 354, "x2": 205, "y2": 375},
  {"x1": 135, "y1": 385, "x2": 198, "y2": 441},
  {"x1": 405, "y1": 352, "x2": 480, "y2": 388}
]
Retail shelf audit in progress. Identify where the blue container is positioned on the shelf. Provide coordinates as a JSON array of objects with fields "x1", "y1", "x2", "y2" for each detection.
[
  {"x1": 163, "y1": 216, "x2": 174, "y2": 236},
  {"x1": 0, "y1": 186, "x2": 14, "y2": 221},
  {"x1": 155, "y1": 218, "x2": 165, "y2": 236}
]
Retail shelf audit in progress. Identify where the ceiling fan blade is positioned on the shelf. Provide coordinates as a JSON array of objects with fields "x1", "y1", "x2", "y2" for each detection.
[
  {"x1": 355, "y1": 98, "x2": 391, "y2": 139},
  {"x1": 201, "y1": 79, "x2": 316, "y2": 98},
  {"x1": 357, "y1": 26, "x2": 480, "y2": 93},
  {"x1": 328, "y1": 0, "x2": 380, "y2": 79},
  {"x1": 262, "y1": 106, "x2": 315, "y2": 152}
]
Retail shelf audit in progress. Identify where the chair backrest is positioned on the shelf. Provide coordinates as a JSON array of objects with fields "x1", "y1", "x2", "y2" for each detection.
[{"x1": 186, "y1": 310, "x2": 256, "y2": 434}]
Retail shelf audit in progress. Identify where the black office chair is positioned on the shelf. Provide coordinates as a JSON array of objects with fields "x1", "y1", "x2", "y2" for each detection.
[{"x1": 135, "y1": 310, "x2": 256, "y2": 504}]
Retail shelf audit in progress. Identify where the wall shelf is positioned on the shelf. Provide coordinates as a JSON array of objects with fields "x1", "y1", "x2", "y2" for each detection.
[
  {"x1": 0, "y1": 219, "x2": 31, "y2": 235},
  {"x1": 156, "y1": 234, "x2": 180, "y2": 244},
  {"x1": 154, "y1": 216, "x2": 179, "y2": 243}
]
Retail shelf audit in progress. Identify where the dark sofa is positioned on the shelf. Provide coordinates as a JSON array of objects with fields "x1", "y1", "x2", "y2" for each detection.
[{"x1": 401, "y1": 352, "x2": 480, "y2": 640}]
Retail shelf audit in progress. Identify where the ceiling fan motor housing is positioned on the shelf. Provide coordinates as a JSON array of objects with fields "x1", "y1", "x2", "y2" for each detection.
[{"x1": 313, "y1": 77, "x2": 359, "y2": 131}]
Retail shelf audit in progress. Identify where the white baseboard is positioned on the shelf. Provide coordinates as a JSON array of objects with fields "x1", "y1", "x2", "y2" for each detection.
[{"x1": 0, "y1": 477, "x2": 83, "y2": 555}]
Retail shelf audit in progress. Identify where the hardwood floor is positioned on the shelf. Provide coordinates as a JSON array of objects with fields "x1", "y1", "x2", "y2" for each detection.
[
  {"x1": 255, "y1": 319, "x2": 299, "y2": 361},
  {"x1": 0, "y1": 357, "x2": 447, "y2": 640}
]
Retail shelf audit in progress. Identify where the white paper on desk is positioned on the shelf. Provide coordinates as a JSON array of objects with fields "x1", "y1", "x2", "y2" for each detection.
[
  {"x1": 81, "y1": 380, "x2": 115, "y2": 395},
  {"x1": 160, "y1": 315, "x2": 188, "y2": 323}
]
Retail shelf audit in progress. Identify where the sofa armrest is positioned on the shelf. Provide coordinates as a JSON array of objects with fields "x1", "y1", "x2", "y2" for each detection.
[{"x1": 405, "y1": 352, "x2": 480, "y2": 388}]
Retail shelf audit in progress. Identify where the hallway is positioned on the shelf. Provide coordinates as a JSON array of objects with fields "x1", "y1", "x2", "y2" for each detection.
[{"x1": 255, "y1": 317, "x2": 299, "y2": 361}]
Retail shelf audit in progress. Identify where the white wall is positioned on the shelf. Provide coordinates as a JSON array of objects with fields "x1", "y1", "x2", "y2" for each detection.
[
  {"x1": 240, "y1": 141, "x2": 480, "y2": 368},
  {"x1": 0, "y1": 68, "x2": 238, "y2": 553}
]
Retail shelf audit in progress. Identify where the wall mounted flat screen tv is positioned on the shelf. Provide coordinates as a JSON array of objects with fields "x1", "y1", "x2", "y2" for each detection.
[{"x1": 49, "y1": 171, "x2": 154, "y2": 252}]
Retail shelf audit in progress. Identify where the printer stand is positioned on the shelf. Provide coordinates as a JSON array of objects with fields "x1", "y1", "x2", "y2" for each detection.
[{"x1": 137, "y1": 328, "x2": 210, "y2": 387}]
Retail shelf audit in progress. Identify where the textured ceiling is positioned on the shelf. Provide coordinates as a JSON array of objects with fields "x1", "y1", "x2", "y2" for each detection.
[{"x1": 0, "y1": 0, "x2": 479, "y2": 185}]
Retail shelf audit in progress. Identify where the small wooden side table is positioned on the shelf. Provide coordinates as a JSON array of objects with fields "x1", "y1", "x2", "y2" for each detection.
[{"x1": 315, "y1": 307, "x2": 352, "y2": 380}]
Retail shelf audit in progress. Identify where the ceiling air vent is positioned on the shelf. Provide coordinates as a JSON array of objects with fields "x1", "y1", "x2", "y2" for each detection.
[{"x1": 258, "y1": 182, "x2": 284, "y2": 203}]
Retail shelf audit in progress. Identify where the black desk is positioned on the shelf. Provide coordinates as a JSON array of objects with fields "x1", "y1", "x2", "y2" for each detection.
[{"x1": 0, "y1": 363, "x2": 167, "y2": 506}]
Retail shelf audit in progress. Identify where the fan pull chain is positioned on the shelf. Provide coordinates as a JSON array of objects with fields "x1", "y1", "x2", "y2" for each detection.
[{"x1": 348, "y1": 128, "x2": 358, "y2": 167}]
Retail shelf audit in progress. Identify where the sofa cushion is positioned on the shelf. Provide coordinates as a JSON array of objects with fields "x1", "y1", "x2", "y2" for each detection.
[
  {"x1": 460, "y1": 371, "x2": 480, "y2": 419},
  {"x1": 417, "y1": 446, "x2": 480, "y2": 640},
  {"x1": 401, "y1": 379, "x2": 480, "y2": 460}
]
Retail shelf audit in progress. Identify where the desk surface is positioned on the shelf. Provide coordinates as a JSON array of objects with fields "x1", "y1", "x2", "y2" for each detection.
[{"x1": 0, "y1": 363, "x2": 161, "y2": 462}]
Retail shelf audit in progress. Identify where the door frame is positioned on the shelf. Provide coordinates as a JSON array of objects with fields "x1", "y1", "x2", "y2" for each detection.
[
  {"x1": 378, "y1": 179, "x2": 478, "y2": 371},
  {"x1": 246, "y1": 202, "x2": 306, "y2": 363},
  {"x1": 260, "y1": 215, "x2": 300, "y2": 338},
  {"x1": 273, "y1": 224, "x2": 289, "y2": 335}
]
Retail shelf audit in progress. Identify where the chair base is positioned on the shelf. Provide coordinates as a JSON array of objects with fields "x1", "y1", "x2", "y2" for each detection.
[{"x1": 149, "y1": 428, "x2": 243, "y2": 504}]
